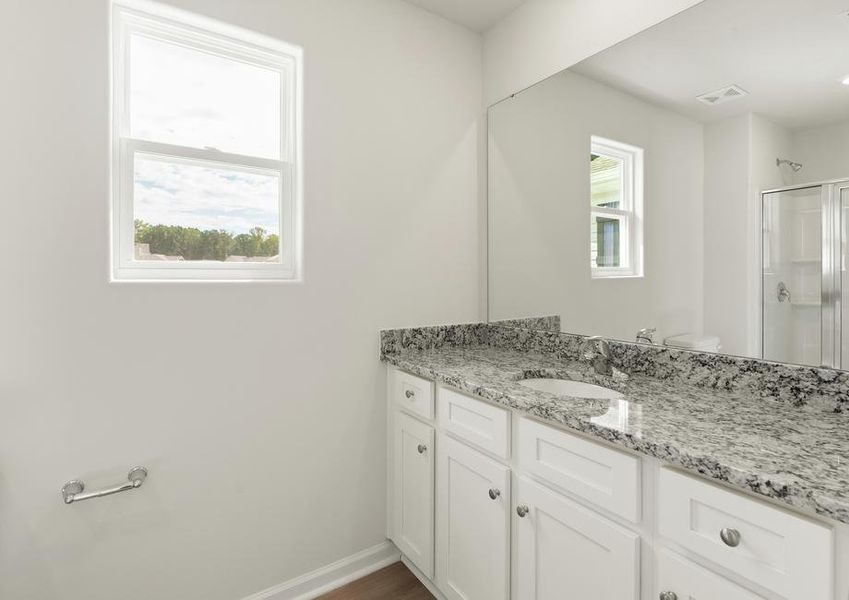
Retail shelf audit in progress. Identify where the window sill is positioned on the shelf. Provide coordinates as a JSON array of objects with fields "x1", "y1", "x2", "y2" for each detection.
[
  {"x1": 109, "y1": 277, "x2": 303, "y2": 284},
  {"x1": 591, "y1": 272, "x2": 644, "y2": 280},
  {"x1": 112, "y1": 264, "x2": 300, "y2": 283}
]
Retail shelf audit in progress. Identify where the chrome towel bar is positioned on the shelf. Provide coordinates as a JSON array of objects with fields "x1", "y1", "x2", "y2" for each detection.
[{"x1": 61, "y1": 466, "x2": 148, "y2": 505}]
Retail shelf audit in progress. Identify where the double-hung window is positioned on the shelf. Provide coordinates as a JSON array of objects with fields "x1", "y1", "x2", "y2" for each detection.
[
  {"x1": 112, "y1": 1, "x2": 302, "y2": 281},
  {"x1": 590, "y1": 136, "x2": 644, "y2": 278}
]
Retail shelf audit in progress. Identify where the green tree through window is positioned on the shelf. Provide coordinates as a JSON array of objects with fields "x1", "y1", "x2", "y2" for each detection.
[{"x1": 134, "y1": 220, "x2": 280, "y2": 261}]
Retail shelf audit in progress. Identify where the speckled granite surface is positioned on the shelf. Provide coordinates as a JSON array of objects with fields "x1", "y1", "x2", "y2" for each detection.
[
  {"x1": 490, "y1": 315, "x2": 561, "y2": 332},
  {"x1": 487, "y1": 325, "x2": 849, "y2": 412},
  {"x1": 380, "y1": 326, "x2": 849, "y2": 525},
  {"x1": 380, "y1": 322, "x2": 489, "y2": 355},
  {"x1": 382, "y1": 322, "x2": 849, "y2": 412}
]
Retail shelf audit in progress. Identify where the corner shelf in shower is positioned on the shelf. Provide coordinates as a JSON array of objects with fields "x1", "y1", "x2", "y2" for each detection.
[
  {"x1": 790, "y1": 257, "x2": 820, "y2": 264},
  {"x1": 791, "y1": 300, "x2": 821, "y2": 308}
]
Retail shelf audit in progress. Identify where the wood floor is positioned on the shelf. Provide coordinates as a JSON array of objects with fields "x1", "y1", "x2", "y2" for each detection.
[{"x1": 317, "y1": 561, "x2": 434, "y2": 600}]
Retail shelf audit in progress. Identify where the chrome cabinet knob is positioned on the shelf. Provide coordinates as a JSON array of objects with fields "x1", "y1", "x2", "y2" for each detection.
[
  {"x1": 405, "y1": 390, "x2": 415, "y2": 399},
  {"x1": 516, "y1": 504, "x2": 529, "y2": 518},
  {"x1": 417, "y1": 444, "x2": 427, "y2": 454},
  {"x1": 720, "y1": 528, "x2": 741, "y2": 547},
  {"x1": 489, "y1": 488, "x2": 501, "y2": 500},
  {"x1": 659, "y1": 592, "x2": 678, "y2": 600}
]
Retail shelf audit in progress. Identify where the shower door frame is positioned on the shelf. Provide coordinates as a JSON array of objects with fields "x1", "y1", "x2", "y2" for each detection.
[{"x1": 761, "y1": 178, "x2": 849, "y2": 369}]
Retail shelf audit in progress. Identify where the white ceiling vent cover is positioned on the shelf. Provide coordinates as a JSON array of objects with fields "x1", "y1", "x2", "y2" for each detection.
[{"x1": 696, "y1": 84, "x2": 749, "y2": 106}]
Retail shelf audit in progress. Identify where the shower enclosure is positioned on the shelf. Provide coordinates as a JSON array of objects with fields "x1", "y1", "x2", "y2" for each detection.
[{"x1": 762, "y1": 179, "x2": 849, "y2": 368}]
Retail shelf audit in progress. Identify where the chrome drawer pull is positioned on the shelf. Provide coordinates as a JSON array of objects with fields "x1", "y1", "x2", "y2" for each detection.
[
  {"x1": 720, "y1": 527, "x2": 741, "y2": 547},
  {"x1": 417, "y1": 444, "x2": 427, "y2": 454},
  {"x1": 659, "y1": 592, "x2": 678, "y2": 600},
  {"x1": 489, "y1": 488, "x2": 501, "y2": 500},
  {"x1": 62, "y1": 466, "x2": 148, "y2": 505},
  {"x1": 516, "y1": 504, "x2": 529, "y2": 517},
  {"x1": 405, "y1": 390, "x2": 415, "y2": 399}
]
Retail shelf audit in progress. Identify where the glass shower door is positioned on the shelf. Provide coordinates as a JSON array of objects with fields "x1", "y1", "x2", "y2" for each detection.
[
  {"x1": 762, "y1": 186, "x2": 823, "y2": 366},
  {"x1": 840, "y1": 184, "x2": 849, "y2": 368}
]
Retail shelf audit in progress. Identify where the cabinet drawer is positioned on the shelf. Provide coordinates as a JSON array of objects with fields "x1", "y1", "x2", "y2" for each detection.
[
  {"x1": 391, "y1": 368, "x2": 434, "y2": 421},
  {"x1": 657, "y1": 468, "x2": 833, "y2": 600},
  {"x1": 517, "y1": 418, "x2": 640, "y2": 522},
  {"x1": 437, "y1": 387, "x2": 510, "y2": 459},
  {"x1": 656, "y1": 548, "x2": 765, "y2": 600}
]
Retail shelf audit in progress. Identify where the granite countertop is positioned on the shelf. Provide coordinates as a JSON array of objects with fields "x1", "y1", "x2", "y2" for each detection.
[{"x1": 382, "y1": 344, "x2": 849, "y2": 525}]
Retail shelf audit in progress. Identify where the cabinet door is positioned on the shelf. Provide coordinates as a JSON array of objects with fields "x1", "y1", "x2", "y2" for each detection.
[
  {"x1": 392, "y1": 411, "x2": 435, "y2": 578},
  {"x1": 437, "y1": 434, "x2": 510, "y2": 600},
  {"x1": 515, "y1": 477, "x2": 639, "y2": 600},
  {"x1": 656, "y1": 548, "x2": 766, "y2": 600}
]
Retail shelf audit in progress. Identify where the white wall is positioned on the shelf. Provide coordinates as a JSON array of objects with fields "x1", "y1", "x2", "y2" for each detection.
[
  {"x1": 482, "y1": 0, "x2": 703, "y2": 105},
  {"x1": 702, "y1": 114, "x2": 755, "y2": 358},
  {"x1": 0, "y1": 1, "x2": 482, "y2": 599},
  {"x1": 751, "y1": 114, "x2": 794, "y2": 193},
  {"x1": 489, "y1": 70, "x2": 704, "y2": 341},
  {"x1": 792, "y1": 118, "x2": 849, "y2": 183}
]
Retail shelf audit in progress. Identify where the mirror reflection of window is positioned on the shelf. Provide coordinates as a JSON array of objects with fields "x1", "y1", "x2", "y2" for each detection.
[
  {"x1": 591, "y1": 153, "x2": 623, "y2": 268},
  {"x1": 589, "y1": 137, "x2": 643, "y2": 278},
  {"x1": 594, "y1": 217, "x2": 620, "y2": 267}
]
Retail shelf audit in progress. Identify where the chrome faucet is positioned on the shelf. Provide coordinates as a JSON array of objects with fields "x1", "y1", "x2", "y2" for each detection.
[
  {"x1": 582, "y1": 336, "x2": 613, "y2": 376},
  {"x1": 636, "y1": 327, "x2": 656, "y2": 344}
]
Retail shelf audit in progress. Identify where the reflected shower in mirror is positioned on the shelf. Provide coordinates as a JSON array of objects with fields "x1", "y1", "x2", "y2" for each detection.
[{"x1": 487, "y1": 0, "x2": 849, "y2": 369}]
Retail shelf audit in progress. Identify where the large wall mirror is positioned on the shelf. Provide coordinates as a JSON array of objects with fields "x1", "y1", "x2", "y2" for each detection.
[{"x1": 488, "y1": 0, "x2": 849, "y2": 369}]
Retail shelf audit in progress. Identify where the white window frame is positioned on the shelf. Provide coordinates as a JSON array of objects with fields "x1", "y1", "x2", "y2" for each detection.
[
  {"x1": 110, "y1": 0, "x2": 303, "y2": 282},
  {"x1": 590, "y1": 136, "x2": 644, "y2": 279}
]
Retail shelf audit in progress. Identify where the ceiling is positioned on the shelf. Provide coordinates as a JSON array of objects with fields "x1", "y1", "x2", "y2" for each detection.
[
  {"x1": 571, "y1": 0, "x2": 849, "y2": 131},
  {"x1": 400, "y1": 0, "x2": 527, "y2": 32}
]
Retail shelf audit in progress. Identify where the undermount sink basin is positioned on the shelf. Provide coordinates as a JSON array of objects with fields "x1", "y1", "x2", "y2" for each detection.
[{"x1": 519, "y1": 378, "x2": 624, "y2": 400}]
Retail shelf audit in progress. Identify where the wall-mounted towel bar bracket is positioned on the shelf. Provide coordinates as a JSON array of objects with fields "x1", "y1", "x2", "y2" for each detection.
[{"x1": 61, "y1": 466, "x2": 148, "y2": 505}]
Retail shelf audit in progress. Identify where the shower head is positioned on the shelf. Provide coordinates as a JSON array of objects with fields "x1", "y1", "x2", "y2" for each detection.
[{"x1": 777, "y1": 158, "x2": 803, "y2": 172}]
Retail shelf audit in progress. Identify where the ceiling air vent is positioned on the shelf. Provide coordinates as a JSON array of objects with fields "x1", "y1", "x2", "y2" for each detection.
[{"x1": 696, "y1": 84, "x2": 749, "y2": 106}]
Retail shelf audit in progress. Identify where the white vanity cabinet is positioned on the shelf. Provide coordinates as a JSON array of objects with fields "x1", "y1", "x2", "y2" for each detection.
[
  {"x1": 655, "y1": 548, "x2": 767, "y2": 600},
  {"x1": 437, "y1": 387, "x2": 511, "y2": 459},
  {"x1": 517, "y1": 416, "x2": 641, "y2": 522},
  {"x1": 391, "y1": 410, "x2": 435, "y2": 578},
  {"x1": 657, "y1": 468, "x2": 834, "y2": 600},
  {"x1": 385, "y1": 366, "x2": 840, "y2": 600},
  {"x1": 514, "y1": 476, "x2": 640, "y2": 599},
  {"x1": 436, "y1": 434, "x2": 511, "y2": 600}
]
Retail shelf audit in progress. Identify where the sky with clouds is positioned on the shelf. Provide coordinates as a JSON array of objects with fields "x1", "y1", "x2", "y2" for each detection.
[{"x1": 130, "y1": 33, "x2": 282, "y2": 235}]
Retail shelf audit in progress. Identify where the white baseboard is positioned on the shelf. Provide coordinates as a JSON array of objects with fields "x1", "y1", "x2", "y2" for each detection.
[
  {"x1": 400, "y1": 555, "x2": 448, "y2": 600},
  {"x1": 240, "y1": 541, "x2": 401, "y2": 600}
]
